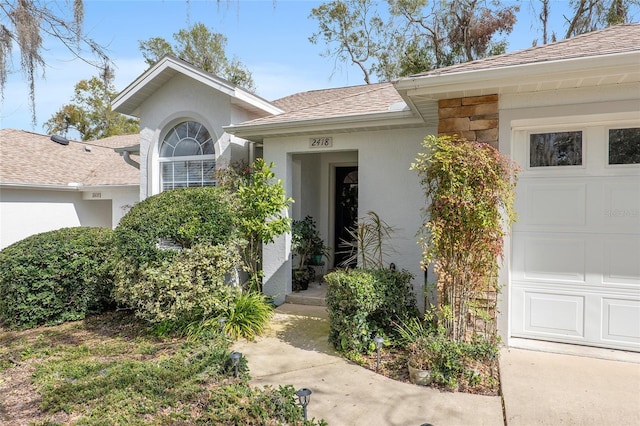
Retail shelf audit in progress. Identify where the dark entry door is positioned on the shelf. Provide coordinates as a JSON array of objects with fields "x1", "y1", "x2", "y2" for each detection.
[{"x1": 334, "y1": 166, "x2": 358, "y2": 267}]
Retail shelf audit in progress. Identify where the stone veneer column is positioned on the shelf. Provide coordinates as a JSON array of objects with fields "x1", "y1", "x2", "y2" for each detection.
[
  {"x1": 438, "y1": 95, "x2": 499, "y2": 149},
  {"x1": 437, "y1": 94, "x2": 500, "y2": 337}
]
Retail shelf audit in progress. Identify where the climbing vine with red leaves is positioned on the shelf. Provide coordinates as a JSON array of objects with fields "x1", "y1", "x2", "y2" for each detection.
[{"x1": 411, "y1": 135, "x2": 519, "y2": 342}]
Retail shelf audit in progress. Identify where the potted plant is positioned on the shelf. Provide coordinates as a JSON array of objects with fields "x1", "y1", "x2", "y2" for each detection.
[
  {"x1": 406, "y1": 337, "x2": 435, "y2": 386},
  {"x1": 291, "y1": 216, "x2": 327, "y2": 291}
]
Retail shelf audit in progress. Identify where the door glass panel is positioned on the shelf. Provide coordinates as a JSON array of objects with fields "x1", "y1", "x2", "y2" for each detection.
[
  {"x1": 609, "y1": 128, "x2": 640, "y2": 165},
  {"x1": 530, "y1": 131, "x2": 582, "y2": 167}
]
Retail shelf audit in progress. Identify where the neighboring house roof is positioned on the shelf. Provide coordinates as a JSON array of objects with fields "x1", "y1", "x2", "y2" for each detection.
[
  {"x1": 0, "y1": 129, "x2": 140, "y2": 189},
  {"x1": 412, "y1": 23, "x2": 640, "y2": 77},
  {"x1": 113, "y1": 55, "x2": 283, "y2": 117}
]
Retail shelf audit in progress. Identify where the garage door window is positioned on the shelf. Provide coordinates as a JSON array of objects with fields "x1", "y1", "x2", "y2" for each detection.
[
  {"x1": 609, "y1": 127, "x2": 640, "y2": 165},
  {"x1": 530, "y1": 131, "x2": 582, "y2": 167}
]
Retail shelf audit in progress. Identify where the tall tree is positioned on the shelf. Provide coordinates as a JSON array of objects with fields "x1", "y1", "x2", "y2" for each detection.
[
  {"x1": 0, "y1": 0, "x2": 109, "y2": 126},
  {"x1": 310, "y1": 0, "x2": 518, "y2": 83},
  {"x1": 528, "y1": 0, "x2": 638, "y2": 45},
  {"x1": 139, "y1": 22, "x2": 256, "y2": 92},
  {"x1": 309, "y1": 0, "x2": 391, "y2": 84},
  {"x1": 45, "y1": 68, "x2": 139, "y2": 141},
  {"x1": 564, "y1": 0, "x2": 636, "y2": 38}
]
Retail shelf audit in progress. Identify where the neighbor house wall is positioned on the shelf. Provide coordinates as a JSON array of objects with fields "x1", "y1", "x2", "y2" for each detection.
[
  {"x1": 80, "y1": 187, "x2": 140, "y2": 228},
  {"x1": 262, "y1": 125, "x2": 433, "y2": 306},
  {"x1": 0, "y1": 188, "x2": 111, "y2": 249}
]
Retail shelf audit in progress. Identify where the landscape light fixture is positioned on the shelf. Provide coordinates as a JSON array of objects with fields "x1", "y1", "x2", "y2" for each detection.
[
  {"x1": 218, "y1": 316, "x2": 226, "y2": 333},
  {"x1": 374, "y1": 335, "x2": 384, "y2": 372},
  {"x1": 229, "y1": 351, "x2": 242, "y2": 378},
  {"x1": 295, "y1": 388, "x2": 312, "y2": 421}
]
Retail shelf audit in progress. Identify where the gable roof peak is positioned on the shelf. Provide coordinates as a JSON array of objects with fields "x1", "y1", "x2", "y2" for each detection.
[{"x1": 113, "y1": 54, "x2": 282, "y2": 118}]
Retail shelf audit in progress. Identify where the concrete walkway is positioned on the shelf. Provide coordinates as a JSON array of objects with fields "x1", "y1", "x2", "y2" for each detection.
[
  {"x1": 233, "y1": 304, "x2": 640, "y2": 425},
  {"x1": 233, "y1": 304, "x2": 502, "y2": 425}
]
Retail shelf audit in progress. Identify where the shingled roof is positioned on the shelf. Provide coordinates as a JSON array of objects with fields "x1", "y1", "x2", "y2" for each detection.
[
  {"x1": 0, "y1": 129, "x2": 140, "y2": 188},
  {"x1": 411, "y1": 23, "x2": 640, "y2": 77},
  {"x1": 247, "y1": 82, "x2": 404, "y2": 126}
]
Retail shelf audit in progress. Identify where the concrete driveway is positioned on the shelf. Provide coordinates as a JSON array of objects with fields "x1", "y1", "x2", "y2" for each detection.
[{"x1": 500, "y1": 346, "x2": 640, "y2": 425}]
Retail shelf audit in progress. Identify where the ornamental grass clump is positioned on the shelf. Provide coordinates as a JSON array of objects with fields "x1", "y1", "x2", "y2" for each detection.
[{"x1": 411, "y1": 135, "x2": 518, "y2": 342}]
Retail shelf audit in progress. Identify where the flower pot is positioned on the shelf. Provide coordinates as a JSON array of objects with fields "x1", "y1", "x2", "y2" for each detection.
[
  {"x1": 408, "y1": 362, "x2": 433, "y2": 386},
  {"x1": 292, "y1": 268, "x2": 310, "y2": 292}
]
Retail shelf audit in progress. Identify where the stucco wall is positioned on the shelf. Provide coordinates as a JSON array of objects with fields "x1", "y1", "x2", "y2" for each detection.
[
  {"x1": 262, "y1": 125, "x2": 434, "y2": 307},
  {"x1": 80, "y1": 187, "x2": 140, "y2": 228},
  {"x1": 136, "y1": 74, "x2": 255, "y2": 199},
  {"x1": 0, "y1": 188, "x2": 111, "y2": 249}
]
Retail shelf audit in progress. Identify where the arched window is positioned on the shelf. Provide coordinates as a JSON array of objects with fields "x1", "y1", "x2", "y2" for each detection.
[{"x1": 159, "y1": 121, "x2": 216, "y2": 190}]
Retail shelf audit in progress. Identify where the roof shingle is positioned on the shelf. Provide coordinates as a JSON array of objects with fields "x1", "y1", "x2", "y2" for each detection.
[
  {"x1": 0, "y1": 129, "x2": 140, "y2": 187},
  {"x1": 411, "y1": 23, "x2": 640, "y2": 77},
  {"x1": 246, "y1": 82, "x2": 404, "y2": 126}
]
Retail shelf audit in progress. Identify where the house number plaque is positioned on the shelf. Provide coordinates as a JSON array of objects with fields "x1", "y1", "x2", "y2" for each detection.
[{"x1": 309, "y1": 137, "x2": 333, "y2": 148}]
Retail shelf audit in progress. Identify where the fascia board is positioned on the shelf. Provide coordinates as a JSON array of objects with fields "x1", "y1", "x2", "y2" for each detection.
[
  {"x1": 233, "y1": 89, "x2": 284, "y2": 115},
  {"x1": 395, "y1": 52, "x2": 640, "y2": 98},
  {"x1": 80, "y1": 184, "x2": 139, "y2": 191},
  {"x1": 224, "y1": 110, "x2": 425, "y2": 138},
  {"x1": 1, "y1": 183, "x2": 139, "y2": 191},
  {"x1": 1, "y1": 183, "x2": 79, "y2": 191}
]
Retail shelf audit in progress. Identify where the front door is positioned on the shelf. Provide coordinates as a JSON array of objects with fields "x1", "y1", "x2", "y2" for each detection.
[{"x1": 334, "y1": 167, "x2": 358, "y2": 267}]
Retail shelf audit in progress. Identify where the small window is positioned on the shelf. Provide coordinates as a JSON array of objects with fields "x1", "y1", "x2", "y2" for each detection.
[
  {"x1": 609, "y1": 128, "x2": 640, "y2": 165},
  {"x1": 160, "y1": 121, "x2": 216, "y2": 190},
  {"x1": 530, "y1": 131, "x2": 582, "y2": 167}
]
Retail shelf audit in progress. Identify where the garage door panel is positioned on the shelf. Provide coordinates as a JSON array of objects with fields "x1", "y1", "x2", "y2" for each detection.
[
  {"x1": 602, "y1": 298, "x2": 640, "y2": 344},
  {"x1": 511, "y1": 123, "x2": 639, "y2": 352},
  {"x1": 518, "y1": 236, "x2": 586, "y2": 283},
  {"x1": 602, "y1": 181, "x2": 640, "y2": 227},
  {"x1": 603, "y1": 238, "x2": 640, "y2": 286},
  {"x1": 524, "y1": 292, "x2": 585, "y2": 337},
  {"x1": 521, "y1": 182, "x2": 586, "y2": 226}
]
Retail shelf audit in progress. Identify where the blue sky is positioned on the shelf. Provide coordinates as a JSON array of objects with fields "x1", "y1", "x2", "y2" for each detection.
[{"x1": 1, "y1": 0, "x2": 636, "y2": 134}]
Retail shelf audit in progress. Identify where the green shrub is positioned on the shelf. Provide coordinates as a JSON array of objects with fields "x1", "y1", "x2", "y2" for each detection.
[
  {"x1": 0, "y1": 227, "x2": 115, "y2": 329},
  {"x1": 114, "y1": 242, "x2": 242, "y2": 324},
  {"x1": 324, "y1": 268, "x2": 417, "y2": 354},
  {"x1": 114, "y1": 186, "x2": 238, "y2": 270},
  {"x1": 396, "y1": 318, "x2": 499, "y2": 391},
  {"x1": 113, "y1": 187, "x2": 241, "y2": 323}
]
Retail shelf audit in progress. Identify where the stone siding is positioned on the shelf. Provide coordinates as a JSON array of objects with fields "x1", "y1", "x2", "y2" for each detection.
[{"x1": 438, "y1": 95, "x2": 499, "y2": 149}]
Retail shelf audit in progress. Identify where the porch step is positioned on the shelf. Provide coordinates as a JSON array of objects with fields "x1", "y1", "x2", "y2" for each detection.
[{"x1": 284, "y1": 281, "x2": 327, "y2": 307}]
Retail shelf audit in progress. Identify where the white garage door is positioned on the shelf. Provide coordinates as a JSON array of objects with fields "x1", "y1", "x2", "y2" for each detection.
[{"x1": 511, "y1": 123, "x2": 640, "y2": 352}]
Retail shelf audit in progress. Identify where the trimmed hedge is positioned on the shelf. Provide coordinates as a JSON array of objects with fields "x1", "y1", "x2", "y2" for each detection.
[
  {"x1": 114, "y1": 243, "x2": 241, "y2": 324},
  {"x1": 324, "y1": 268, "x2": 418, "y2": 354},
  {"x1": 114, "y1": 187, "x2": 238, "y2": 269},
  {"x1": 113, "y1": 187, "x2": 241, "y2": 322},
  {"x1": 0, "y1": 227, "x2": 115, "y2": 329}
]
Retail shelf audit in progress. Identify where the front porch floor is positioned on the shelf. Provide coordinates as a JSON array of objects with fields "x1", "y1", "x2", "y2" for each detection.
[{"x1": 284, "y1": 281, "x2": 326, "y2": 307}]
